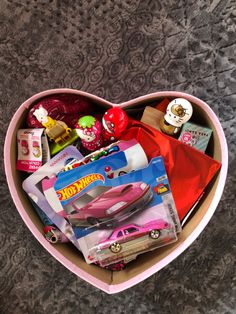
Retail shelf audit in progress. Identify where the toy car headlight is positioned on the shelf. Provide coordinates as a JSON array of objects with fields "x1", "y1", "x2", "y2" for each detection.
[
  {"x1": 106, "y1": 202, "x2": 127, "y2": 215},
  {"x1": 140, "y1": 182, "x2": 147, "y2": 190}
]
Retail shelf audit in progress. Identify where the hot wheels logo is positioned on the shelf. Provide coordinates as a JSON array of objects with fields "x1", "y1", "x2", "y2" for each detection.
[{"x1": 57, "y1": 173, "x2": 105, "y2": 201}]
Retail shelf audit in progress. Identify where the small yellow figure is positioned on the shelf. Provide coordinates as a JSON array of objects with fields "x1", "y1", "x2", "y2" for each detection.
[{"x1": 33, "y1": 106, "x2": 71, "y2": 143}]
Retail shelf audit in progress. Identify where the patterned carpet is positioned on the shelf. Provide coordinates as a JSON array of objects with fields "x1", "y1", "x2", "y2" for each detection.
[{"x1": 1, "y1": 0, "x2": 236, "y2": 313}]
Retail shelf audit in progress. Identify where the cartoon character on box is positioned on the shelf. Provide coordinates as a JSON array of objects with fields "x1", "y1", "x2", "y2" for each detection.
[
  {"x1": 33, "y1": 106, "x2": 72, "y2": 143},
  {"x1": 98, "y1": 219, "x2": 170, "y2": 253},
  {"x1": 180, "y1": 131, "x2": 199, "y2": 147},
  {"x1": 66, "y1": 182, "x2": 153, "y2": 226},
  {"x1": 102, "y1": 108, "x2": 128, "y2": 142},
  {"x1": 160, "y1": 98, "x2": 193, "y2": 135},
  {"x1": 20, "y1": 140, "x2": 29, "y2": 155},
  {"x1": 75, "y1": 115, "x2": 103, "y2": 151},
  {"x1": 32, "y1": 141, "x2": 41, "y2": 158}
]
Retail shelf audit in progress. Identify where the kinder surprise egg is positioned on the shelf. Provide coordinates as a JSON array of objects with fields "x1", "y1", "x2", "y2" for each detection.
[{"x1": 102, "y1": 107, "x2": 128, "y2": 141}]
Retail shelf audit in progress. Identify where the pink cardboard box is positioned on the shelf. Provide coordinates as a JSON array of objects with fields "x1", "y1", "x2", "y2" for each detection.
[{"x1": 4, "y1": 89, "x2": 228, "y2": 294}]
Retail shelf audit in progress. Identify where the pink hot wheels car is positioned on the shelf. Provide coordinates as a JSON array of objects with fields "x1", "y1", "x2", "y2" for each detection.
[
  {"x1": 67, "y1": 182, "x2": 153, "y2": 226},
  {"x1": 98, "y1": 220, "x2": 170, "y2": 253}
]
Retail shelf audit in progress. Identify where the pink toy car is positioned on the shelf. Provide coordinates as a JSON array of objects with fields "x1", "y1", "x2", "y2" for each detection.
[
  {"x1": 67, "y1": 182, "x2": 153, "y2": 226},
  {"x1": 98, "y1": 220, "x2": 171, "y2": 253}
]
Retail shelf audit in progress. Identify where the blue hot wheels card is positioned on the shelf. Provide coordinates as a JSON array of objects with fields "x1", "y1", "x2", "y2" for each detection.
[{"x1": 54, "y1": 151, "x2": 181, "y2": 236}]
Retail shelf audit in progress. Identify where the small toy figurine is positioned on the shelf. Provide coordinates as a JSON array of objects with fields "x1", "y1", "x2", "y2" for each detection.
[
  {"x1": 102, "y1": 108, "x2": 128, "y2": 142},
  {"x1": 160, "y1": 98, "x2": 193, "y2": 135},
  {"x1": 33, "y1": 106, "x2": 72, "y2": 143},
  {"x1": 75, "y1": 115, "x2": 103, "y2": 151}
]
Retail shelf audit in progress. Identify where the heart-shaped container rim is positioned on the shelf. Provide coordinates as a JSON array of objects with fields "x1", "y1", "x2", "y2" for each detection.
[{"x1": 4, "y1": 88, "x2": 228, "y2": 294}]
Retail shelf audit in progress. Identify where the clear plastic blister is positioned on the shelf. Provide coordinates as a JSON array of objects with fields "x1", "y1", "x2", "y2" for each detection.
[
  {"x1": 65, "y1": 181, "x2": 154, "y2": 229},
  {"x1": 81, "y1": 206, "x2": 178, "y2": 266}
]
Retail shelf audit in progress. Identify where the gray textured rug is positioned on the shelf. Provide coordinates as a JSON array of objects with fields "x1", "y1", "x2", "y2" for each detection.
[{"x1": 1, "y1": 1, "x2": 236, "y2": 313}]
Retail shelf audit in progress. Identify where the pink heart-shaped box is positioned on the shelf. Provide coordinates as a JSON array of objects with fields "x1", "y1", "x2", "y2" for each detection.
[{"x1": 4, "y1": 88, "x2": 228, "y2": 294}]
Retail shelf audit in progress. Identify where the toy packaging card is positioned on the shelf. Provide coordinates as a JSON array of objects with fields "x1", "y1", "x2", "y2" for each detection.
[
  {"x1": 178, "y1": 122, "x2": 213, "y2": 152},
  {"x1": 16, "y1": 128, "x2": 50, "y2": 172},
  {"x1": 41, "y1": 139, "x2": 149, "y2": 217},
  {"x1": 53, "y1": 150, "x2": 181, "y2": 266},
  {"x1": 22, "y1": 146, "x2": 84, "y2": 250}
]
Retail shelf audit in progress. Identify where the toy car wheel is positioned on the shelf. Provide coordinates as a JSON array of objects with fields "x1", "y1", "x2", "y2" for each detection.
[
  {"x1": 46, "y1": 234, "x2": 58, "y2": 244},
  {"x1": 110, "y1": 242, "x2": 122, "y2": 253},
  {"x1": 149, "y1": 229, "x2": 160, "y2": 239},
  {"x1": 87, "y1": 217, "x2": 100, "y2": 226},
  {"x1": 50, "y1": 235, "x2": 58, "y2": 243}
]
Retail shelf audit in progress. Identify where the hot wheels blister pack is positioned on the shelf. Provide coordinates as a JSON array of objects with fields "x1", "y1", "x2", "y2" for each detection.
[
  {"x1": 41, "y1": 139, "x2": 148, "y2": 218},
  {"x1": 53, "y1": 148, "x2": 181, "y2": 266}
]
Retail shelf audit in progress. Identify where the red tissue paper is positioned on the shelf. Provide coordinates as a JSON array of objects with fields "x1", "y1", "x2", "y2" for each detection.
[{"x1": 121, "y1": 119, "x2": 221, "y2": 221}]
